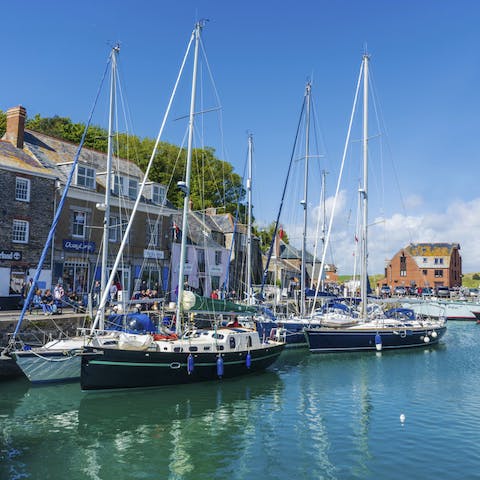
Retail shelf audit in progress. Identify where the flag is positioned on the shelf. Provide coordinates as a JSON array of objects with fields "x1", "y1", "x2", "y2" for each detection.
[
  {"x1": 354, "y1": 234, "x2": 358, "y2": 243},
  {"x1": 279, "y1": 227, "x2": 284, "y2": 240}
]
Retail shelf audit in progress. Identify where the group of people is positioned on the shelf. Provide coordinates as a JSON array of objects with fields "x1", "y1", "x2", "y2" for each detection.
[{"x1": 29, "y1": 287, "x2": 60, "y2": 315}]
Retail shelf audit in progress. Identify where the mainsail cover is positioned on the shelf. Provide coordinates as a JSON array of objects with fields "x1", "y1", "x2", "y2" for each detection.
[{"x1": 182, "y1": 291, "x2": 256, "y2": 314}]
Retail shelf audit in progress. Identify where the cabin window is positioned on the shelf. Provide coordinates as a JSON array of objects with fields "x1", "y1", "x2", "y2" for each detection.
[
  {"x1": 189, "y1": 346, "x2": 198, "y2": 352},
  {"x1": 76, "y1": 165, "x2": 96, "y2": 189},
  {"x1": 203, "y1": 346, "x2": 211, "y2": 351},
  {"x1": 248, "y1": 336, "x2": 252, "y2": 348},
  {"x1": 219, "y1": 345, "x2": 224, "y2": 351},
  {"x1": 15, "y1": 177, "x2": 30, "y2": 202},
  {"x1": 173, "y1": 347, "x2": 182, "y2": 353},
  {"x1": 12, "y1": 219, "x2": 29, "y2": 243},
  {"x1": 212, "y1": 333, "x2": 224, "y2": 340},
  {"x1": 229, "y1": 336, "x2": 236, "y2": 349}
]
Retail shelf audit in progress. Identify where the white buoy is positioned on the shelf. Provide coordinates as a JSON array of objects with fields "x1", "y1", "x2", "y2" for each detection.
[
  {"x1": 424, "y1": 336, "x2": 430, "y2": 343},
  {"x1": 400, "y1": 413, "x2": 406, "y2": 423},
  {"x1": 431, "y1": 331, "x2": 438, "y2": 339}
]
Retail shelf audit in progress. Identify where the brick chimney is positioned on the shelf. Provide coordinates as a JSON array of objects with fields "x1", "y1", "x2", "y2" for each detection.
[{"x1": 5, "y1": 105, "x2": 26, "y2": 149}]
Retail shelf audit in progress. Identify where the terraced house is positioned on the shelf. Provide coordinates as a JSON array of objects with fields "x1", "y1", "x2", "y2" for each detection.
[{"x1": 382, "y1": 242, "x2": 462, "y2": 291}]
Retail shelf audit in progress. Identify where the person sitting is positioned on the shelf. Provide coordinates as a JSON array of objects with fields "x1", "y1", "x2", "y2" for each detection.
[
  {"x1": 227, "y1": 316, "x2": 240, "y2": 328},
  {"x1": 41, "y1": 289, "x2": 56, "y2": 315},
  {"x1": 29, "y1": 289, "x2": 44, "y2": 314}
]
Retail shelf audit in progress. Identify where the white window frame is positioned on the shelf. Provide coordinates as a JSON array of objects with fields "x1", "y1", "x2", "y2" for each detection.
[
  {"x1": 113, "y1": 174, "x2": 138, "y2": 200},
  {"x1": 147, "y1": 220, "x2": 159, "y2": 247},
  {"x1": 76, "y1": 165, "x2": 96, "y2": 189},
  {"x1": 15, "y1": 177, "x2": 30, "y2": 202},
  {"x1": 152, "y1": 184, "x2": 166, "y2": 205},
  {"x1": 109, "y1": 216, "x2": 119, "y2": 242},
  {"x1": 72, "y1": 210, "x2": 86, "y2": 238},
  {"x1": 12, "y1": 219, "x2": 29, "y2": 243}
]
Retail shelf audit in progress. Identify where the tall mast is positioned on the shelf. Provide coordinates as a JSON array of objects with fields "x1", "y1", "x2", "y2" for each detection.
[
  {"x1": 175, "y1": 22, "x2": 202, "y2": 333},
  {"x1": 360, "y1": 54, "x2": 369, "y2": 317},
  {"x1": 300, "y1": 82, "x2": 311, "y2": 316},
  {"x1": 246, "y1": 134, "x2": 253, "y2": 305},
  {"x1": 99, "y1": 44, "x2": 119, "y2": 330}
]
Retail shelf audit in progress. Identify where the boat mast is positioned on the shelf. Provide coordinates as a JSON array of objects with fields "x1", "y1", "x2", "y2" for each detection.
[
  {"x1": 246, "y1": 134, "x2": 253, "y2": 305},
  {"x1": 360, "y1": 54, "x2": 369, "y2": 317},
  {"x1": 175, "y1": 21, "x2": 203, "y2": 334},
  {"x1": 300, "y1": 82, "x2": 311, "y2": 316},
  {"x1": 99, "y1": 44, "x2": 119, "y2": 330}
]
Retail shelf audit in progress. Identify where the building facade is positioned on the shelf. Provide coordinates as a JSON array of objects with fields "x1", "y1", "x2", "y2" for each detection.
[
  {"x1": 381, "y1": 242, "x2": 462, "y2": 290},
  {"x1": 0, "y1": 105, "x2": 175, "y2": 309}
]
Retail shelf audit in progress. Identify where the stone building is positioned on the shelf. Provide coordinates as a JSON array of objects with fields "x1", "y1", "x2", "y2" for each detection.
[
  {"x1": 0, "y1": 105, "x2": 175, "y2": 308},
  {"x1": 381, "y1": 242, "x2": 462, "y2": 290}
]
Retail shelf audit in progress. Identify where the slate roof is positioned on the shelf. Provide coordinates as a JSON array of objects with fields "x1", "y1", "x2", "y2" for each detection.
[
  {"x1": 172, "y1": 211, "x2": 225, "y2": 248},
  {"x1": 0, "y1": 139, "x2": 55, "y2": 177},
  {"x1": 406, "y1": 243, "x2": 460, "y2": 257}
]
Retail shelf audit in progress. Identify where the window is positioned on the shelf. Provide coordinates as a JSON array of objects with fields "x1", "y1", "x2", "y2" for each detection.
[
  {"x1": 15, "y1": 177, "x2": 30, "y2": 202},
  {"x1": 423, "y1": 257, "x2": 427, "y2": 263},
  {"x1": 113, "y1": 175, "x2": 138, "y2": 199},
  {"x1": 147, "y1": 220, "x2": 159, "y2": 247},
  {"x1": 435, "y1": 270, "x2": 444, "y2": 278},
  {"x1": 72, "y1": 211, "x2": 86, "y2": 238},
  {"x1": 152, "y1": 185, "x2": 166, "y2": 205},
  {"x1": 76, "y1": 165, "x2": 96, "y2": 189},
  {"x1": 211, "y1": 276, "x2": 220, "y2": 291},
  {"x1": 215, "y1": 250, "x2": 222, "y2": 265},
  {"x1": 12, "y1": 219, "x2": 29, "y2": 243},
  {"x1": 229, "y1": 336, "x2": 236, "y2": 349},
  {"x1": 109, "y1": 216, "x2": 119, "y2": 242},
  {"x1": 197, "y1": 249, "x2": 205, "y2": 273},
  {"x1": 400, "y1": 255, "x2": 407, "y2": 277}
]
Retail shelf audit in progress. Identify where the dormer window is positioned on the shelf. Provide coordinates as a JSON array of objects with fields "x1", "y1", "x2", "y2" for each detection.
[
  {"x1": 113, "y1": 175, "x2": 138, "y2": 200},
  {"x1": 76, "y1": 165, "x2": 96, "y2": 189},
  {"x1": 152, "y1": 184, "x2": 166, "y2": 205}
]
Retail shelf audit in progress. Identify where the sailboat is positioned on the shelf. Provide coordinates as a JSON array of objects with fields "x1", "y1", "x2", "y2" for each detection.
[
  {"x1": 262, "y1": 82, "x2": 326, "y2": 347},
  {"x1": 80, "y1": 22, "x2": 284, "y2": 391},
  {"x1": 5, "y1": 45, "x2": 127, "y2": 382},
  {"x1": 304, "y1": 54, "x2": 446, "y2": 352}
]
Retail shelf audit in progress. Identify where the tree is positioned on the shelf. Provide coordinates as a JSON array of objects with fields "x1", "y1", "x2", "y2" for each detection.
[
  {"x1": 22, "y1": 113, "x2": 247, "y2": 219},
  {"x1": 255, "y1": 222, "x2": 289, "y2": 253}
]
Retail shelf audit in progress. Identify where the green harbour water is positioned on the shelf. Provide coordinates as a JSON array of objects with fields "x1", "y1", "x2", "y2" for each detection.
[{"x1": 1, "y1": 321, "x2": 479, "y2": 479}]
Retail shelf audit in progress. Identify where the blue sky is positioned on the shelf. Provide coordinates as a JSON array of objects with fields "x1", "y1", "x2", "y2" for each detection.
[{"x1": 2, "y1": 1, "x2": 480, "y2": 275}]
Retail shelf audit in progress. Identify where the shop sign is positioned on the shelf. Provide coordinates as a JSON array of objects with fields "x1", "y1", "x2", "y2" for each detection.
[
  {"x1": 62, "y1": 239, "x2": 96, "y2": 253},
  {"x1": 144, "y1": 249, "x2": 165, "y2": 260},
  {"x1": 209, "y1": 265, "x2": 222, "y2": 275},
  {"x1": 0, "y1": 250, "x2": 22, "y2": 261}
]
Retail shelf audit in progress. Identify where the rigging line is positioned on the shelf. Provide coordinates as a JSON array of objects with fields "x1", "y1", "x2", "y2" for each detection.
[
  {"x1": 8, "y1": 54, "x2": 112, "y2": 343},
  {"x1": 91, "y1": 25, "x2": 196, "y2": 333},
  {"x1": 311, "y1": 58, "x2": 364, "y2": 315},
  {"x1": 260, "y1": 90, "x2": 307, "y2": 295},
  {"x1": 369, "y1": 68, "x2": 413, "y2": 245}
]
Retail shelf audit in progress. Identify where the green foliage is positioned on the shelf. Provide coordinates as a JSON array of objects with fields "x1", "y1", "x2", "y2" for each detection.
[
  {"x1": 0, "y1": 110, "x2": 6, "y2": 137},
  {"x1": 23, "y1": 113, "x2": 247, "y2": 218},
  {"x1": 255, "y1": 222, "x2": 289, "y2": 253},
  {"x1": 462, "y1": 273, "x2": 480, "y2": 288}
]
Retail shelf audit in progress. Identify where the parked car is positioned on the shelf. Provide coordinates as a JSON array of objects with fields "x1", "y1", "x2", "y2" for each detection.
[
  {"x1": 394, "y1": 286, "x2": 407, "y2": 296},
  {"x1": 436, "y1": 286, "x2": 450, "y2": 298},
  {"x1": 469, "y1": 288, "x2": 480, "y2": 297},
  {"x1": 422, "y1": 287, "x2": 434, "y2": 297},
  {"x1": 380, "y1": 285, "x2": 391, "y2": 296}
]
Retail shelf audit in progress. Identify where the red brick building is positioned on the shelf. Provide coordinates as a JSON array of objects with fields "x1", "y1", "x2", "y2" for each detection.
[{"x1": 380, "y1": 243, "x2": 462, "y2": 290}]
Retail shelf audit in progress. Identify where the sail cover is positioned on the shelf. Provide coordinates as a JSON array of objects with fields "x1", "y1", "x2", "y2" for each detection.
[{"x1": 181, "y1": 291, "x2": 256, "y2": 314}]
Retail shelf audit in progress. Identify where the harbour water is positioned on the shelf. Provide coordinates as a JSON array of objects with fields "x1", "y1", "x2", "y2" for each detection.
[{"x1": 1, "y1": 321, "x2": 479, "y2": 479}]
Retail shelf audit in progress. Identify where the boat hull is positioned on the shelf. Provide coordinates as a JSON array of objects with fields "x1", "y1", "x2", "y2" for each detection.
[
  {"x1": 304, "y1": 325, "x2": 447, "y2": 353},
  {"x1": 81, "y1": 343, "x2": 285, "y2": 391},
  {"x1": 12, "y1": 350, "x2": 81, "y2": 383}
]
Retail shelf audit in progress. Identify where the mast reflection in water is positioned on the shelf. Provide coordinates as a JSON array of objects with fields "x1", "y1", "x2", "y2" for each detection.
[{"x1": 2, "y1": 324, "x2": 480, "y2": 479}]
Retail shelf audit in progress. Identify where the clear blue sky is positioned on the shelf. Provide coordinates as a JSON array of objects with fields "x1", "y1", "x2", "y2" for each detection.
[{"x1": 2, "y1": 1, "x2": 480, "y2": 275}]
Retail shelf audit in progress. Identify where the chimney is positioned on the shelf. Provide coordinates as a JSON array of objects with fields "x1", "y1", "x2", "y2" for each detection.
[{"x1": 5, "y1": 105, "x2": 26, "y2": 149}]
